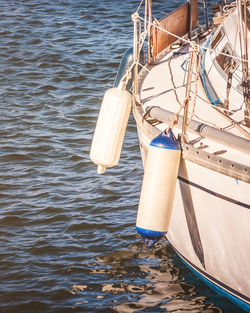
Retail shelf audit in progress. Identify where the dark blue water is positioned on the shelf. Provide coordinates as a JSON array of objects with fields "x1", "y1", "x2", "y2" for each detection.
[{"x1": 0, "y1": 1, "x2": 245, "y2": 312}]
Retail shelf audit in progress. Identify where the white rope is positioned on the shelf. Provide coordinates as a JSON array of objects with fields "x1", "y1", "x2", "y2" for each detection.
[
  {"x1": 118, "y1": 61, "x2": 150, "y2": 89},
  {"x1": 223, "y1": 1, "x2": 237, "y2": 14},
  {"x1": 136, "y1": 61, "x2": 150, "y2": 72},
  {"x1": 137, "y1": 14, "x2": 249, "y2": 63},
  {"x1": 133, "y1": 1, "x2": 250, "y2": 127},
  {"x1": 187, "y1": 46, "x2": 201, "y2": 125},
  {"x1": 139, "y1": 29, "x2": 149, "y2": 50},
  {"x1": 136, "y1": 0, "x2": 145, "y2": 13}
]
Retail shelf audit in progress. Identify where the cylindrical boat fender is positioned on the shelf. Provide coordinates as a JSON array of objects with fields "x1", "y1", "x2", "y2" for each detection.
[
  {"x1": 114, "y1": 47, "x2": 146, "y2": 91},
  {"x1": 90, "y1": 87, "x2": 132, "y2": 174},
  {"x1": 136, "y1": 130, "x2": 181, "y2": 247}
]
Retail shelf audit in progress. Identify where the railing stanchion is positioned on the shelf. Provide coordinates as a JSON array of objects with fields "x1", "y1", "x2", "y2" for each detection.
[
  {"x1": 148, "y1": 0, "x2": 152, "y2": 64},
  {"x1": 132, "y1": 12, "x2": 139, "y2": 102}
]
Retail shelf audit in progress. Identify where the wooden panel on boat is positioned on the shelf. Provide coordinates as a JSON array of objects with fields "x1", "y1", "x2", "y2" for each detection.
[{"x1": 151, "y1": 0, "x2": 198, "y2": 57}]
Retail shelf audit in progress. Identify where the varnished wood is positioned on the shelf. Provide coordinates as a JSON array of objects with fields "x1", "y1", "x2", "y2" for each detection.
[{"x1": 151, "y1": 0, "x2": 198, "y2": 57}]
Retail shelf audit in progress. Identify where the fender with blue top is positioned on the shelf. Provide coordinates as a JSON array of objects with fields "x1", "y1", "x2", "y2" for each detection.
[{"x1": 136, "y1": 130, "x2": 181, "y2": 247}]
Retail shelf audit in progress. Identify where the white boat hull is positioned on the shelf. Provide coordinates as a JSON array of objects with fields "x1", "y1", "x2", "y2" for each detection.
[
  {"x1": 137, "y1": 124, "x2": 250, "y2": 310},
  {"x1": 112, "y1": 1, "x2": 250, "y2": 309}
]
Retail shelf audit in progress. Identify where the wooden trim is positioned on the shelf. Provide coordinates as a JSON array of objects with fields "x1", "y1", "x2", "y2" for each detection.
[{"x1": 151, "y1": 0, "x2": 198, "y2": 57}]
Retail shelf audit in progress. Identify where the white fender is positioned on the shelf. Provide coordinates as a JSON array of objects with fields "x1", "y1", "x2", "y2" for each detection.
[{"x1": 90, "y1": 88, "x2": 132, "y2": 174}]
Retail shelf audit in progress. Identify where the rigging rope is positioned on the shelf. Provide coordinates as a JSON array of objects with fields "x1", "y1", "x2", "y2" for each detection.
[
  {"x1": 187, "y1": 45, "x2": 201, "y2": 125},
  {"x1": 137, "y1": 14, "x2": 249, "y2": 63},
  {"x1": 131, "y1": 0, "x2": 250, "y2": 127},
  {"x1": 165, "y1": 42, "x2": 200, "y2": 133}
]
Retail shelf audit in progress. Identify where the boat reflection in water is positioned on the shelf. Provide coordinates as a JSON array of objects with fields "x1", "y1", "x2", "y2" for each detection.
[{"x1": 96, "y1": 243, "x2": 222, "y2": 312}]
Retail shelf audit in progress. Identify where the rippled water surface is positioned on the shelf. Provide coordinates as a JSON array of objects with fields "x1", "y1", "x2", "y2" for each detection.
[{"x1": 0, "y1": 1, "x2": 245, "y2": 312}]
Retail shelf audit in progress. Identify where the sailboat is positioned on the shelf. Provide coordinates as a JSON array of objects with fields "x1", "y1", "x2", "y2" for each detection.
[{"x1": 90, "y1": 0, "x2": 250, "y2": 311}]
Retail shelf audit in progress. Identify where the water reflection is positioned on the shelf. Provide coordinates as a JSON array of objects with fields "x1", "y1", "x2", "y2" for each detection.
[{"x1": 94, "y1": 241, "x2": 222, "y2": 313}]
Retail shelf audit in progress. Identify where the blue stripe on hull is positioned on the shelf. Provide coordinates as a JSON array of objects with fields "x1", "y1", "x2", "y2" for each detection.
[{"x1": 173, "y1": 248, "x2": 250, "y2": 312}]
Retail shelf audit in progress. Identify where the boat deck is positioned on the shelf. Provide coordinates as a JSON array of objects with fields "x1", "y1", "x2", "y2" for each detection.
[{"x1": 138, "y1": 42, "x2": 250, "y2": 166}]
